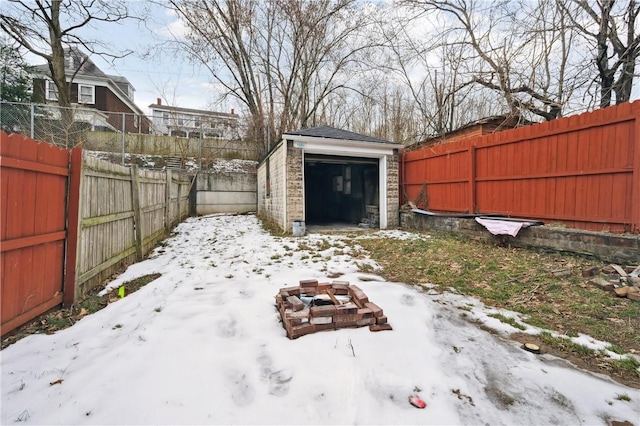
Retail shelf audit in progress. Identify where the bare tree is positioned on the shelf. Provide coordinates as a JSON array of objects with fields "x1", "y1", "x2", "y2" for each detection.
[
  {"x1": 167, "y1": 0, "x2": 376, "y2": 154},
  {"x1": 401, "y1": 0, "x2": 578, "y2": 121},
  {"x1": 562, "y1": 0, "x2": 640, "y2": 107}
]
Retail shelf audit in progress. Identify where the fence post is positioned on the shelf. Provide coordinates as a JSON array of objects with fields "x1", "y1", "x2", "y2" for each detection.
[
  {"x1": 63, "y1": 147, "x2": 83, "y2": 307},
  {"x1": 165, "y1": 169, "x2": 172, "y2": 233},
  {"x1": 469, "y1": 145, "x2": 476, "y2": 214},
  {"x1": 121, "y1": 112, "x2": 126, "y2": 165},
  {"x1": 130, "y1": 165, "x2": 143, "y2": 261},
  {"x1": 632, "y1": 112, "x2": 640, "y2": 232},
  {"x1": 30, "y1": 104, "x2": 35, "y2": 139}
]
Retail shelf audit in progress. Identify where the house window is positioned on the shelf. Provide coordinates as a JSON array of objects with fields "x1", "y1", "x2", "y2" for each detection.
[
  {"x1": 178, "y1": 117, "x2": 184, "y2": 126},
  {"x1": 46, "y1": 80, "x2": 58, "y2": 101},
  {"x1": 163, "y1": 112, "x2": 169, "y2": 124},
  {"x1": 194, "y1": 117, "x2": 201, "y2": 128},
  {"x1": 78, "y1": 84, "x2": 95, "y2": 104}
]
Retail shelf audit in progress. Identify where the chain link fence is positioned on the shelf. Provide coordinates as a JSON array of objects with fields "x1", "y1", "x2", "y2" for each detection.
[{"x1": 0, "y1": 101, "x2": 260, "y2": 169}]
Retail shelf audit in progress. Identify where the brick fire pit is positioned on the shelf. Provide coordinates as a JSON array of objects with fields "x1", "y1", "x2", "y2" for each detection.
[{"x1": 276, "y1": 279, "x2": 392, "y2": 339}]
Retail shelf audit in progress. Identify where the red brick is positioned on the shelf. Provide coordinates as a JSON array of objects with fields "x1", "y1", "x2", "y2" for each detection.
[
  {"x1": 332, "y1": 280, "x2": 350, "y2": 286},
  {"x1": 348, "y1": 286, "x2": 369, "y2": 306},
  {"x1": 335, "y1": 314, "x2": 360, "y2": 323},
  {"x1": 290, "y1": 324, "x2": 315, "y2": 339},
  {"x1": 336, "y1": 304, "x2": 358, "y2": 314},
  {"x1": 357, "y1": 318, "x2": 376, "y2": 326},
  {"x1": 581, "y1": 266, "x2": 600, "y2": 277},
  {"x1": 369, "y1": 324, "x2": 393, "y2": 332},
  {"x1": 357, "y1": 308, "x2": 373, "y2": 318},
  {"x1": 286, "y1": 295, "x2": 305, "y2": 311},
  {"x1": 317, "y1": 283, "x2": 332, "y2": 292},
  {"x1": 299, "y1": 279, "x2": 318, "y2": 287},
  {"x1": 332, "y1": 287, "x2": 350, "y2": 295},
  {"x1": 280, "y1": 286, "x2": 300, "y2": 296},
  {"x1": 314, "y1": 322, "x2": 335, "y2": 332},
  {"x1": 335, "y1": 320, "x2": 358, "y2": 329},
  {"x1": 376, "y1": 315, "x2": 388, "y2": 325},
  {"x1": 365, "y1": 302, "x2": 384, "y2": 317},
  {"x1": 288, "y1": 317, "x2": 303, "y2": 326},
  {"x1": 311, "y1": 305, "x2": 336, "y2": 317},
  {"x1": 300, "y1": 288, "x2": 317, "y2": 296}
]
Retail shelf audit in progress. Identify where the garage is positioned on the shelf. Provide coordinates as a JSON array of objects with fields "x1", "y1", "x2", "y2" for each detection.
[
  {"x1": 257, "y1": 126, "x2": 401, "y2": 233},
  {"x1": 304, "y1": 154, "x2": 380, "y2": 226}
]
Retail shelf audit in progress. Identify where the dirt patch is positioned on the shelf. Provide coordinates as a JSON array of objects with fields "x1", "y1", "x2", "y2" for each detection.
[{"x1": 1, "y1": 273, "x2": 161, "y2": 350}]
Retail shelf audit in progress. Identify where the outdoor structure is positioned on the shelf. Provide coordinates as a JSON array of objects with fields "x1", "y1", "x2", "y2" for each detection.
[
  {"x1": 148, "y1": 99, "x2": 240, "y2": 139},
  {"x1": 407, "y1": 115, "x2": 526, "y2": 150},
  {"x1": 276, "y1": 279, "x2": 391, "y2": 339},
  {"x1": 257, "y1": 126, "x2": 402, "y2": 232},
  {"x1": 32, "y1": 48, "x2": 149, "y2": 133}
]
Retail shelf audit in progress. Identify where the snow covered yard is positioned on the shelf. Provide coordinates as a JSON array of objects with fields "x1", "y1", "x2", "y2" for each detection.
[{"x1": 2, "y1": 214, "x2": 639, "y2": 425}]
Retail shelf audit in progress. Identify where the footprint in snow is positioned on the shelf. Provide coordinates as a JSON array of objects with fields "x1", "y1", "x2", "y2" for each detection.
[
  {"x1": 225, "y1": 370, "x2": 255, "y2": 406},
  {"x1": 401, "y1": 294, "x2": 415, "y2": 306},
  {"x1": 216, "y1": 318, "x2": 238, "y2": 338},
  {"x1": 257, "y1": 349, "x2": 293, "y2": 396}
]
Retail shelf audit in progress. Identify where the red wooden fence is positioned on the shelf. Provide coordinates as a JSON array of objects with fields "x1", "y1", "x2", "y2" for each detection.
[
  {"x1": 0, "y1": 132, "x2": 80, "y2": 335},
  {"x1": 402, "y1": 101, "x2": 640, "y2": 233}
]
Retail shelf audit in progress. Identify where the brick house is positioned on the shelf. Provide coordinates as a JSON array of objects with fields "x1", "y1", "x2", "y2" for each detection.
[
  {"x1": 32, "y1": 49, "x2": 149, "y2": 133},
  {"x1": 257, "y1": 126, "x2": 402, "y2": 233}
]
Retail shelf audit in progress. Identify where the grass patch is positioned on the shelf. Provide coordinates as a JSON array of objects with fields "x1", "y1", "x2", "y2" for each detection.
[
  {"x1": 611, "y1": 356, "x2": 640, "y2": 374},
  {"x1": 487, "y1": 313, "x2": 526, "y2": 330},
  {"x1": 615, "y1": 393, "x2": 632, "y2": 402},
  {"x1": 538, "y1": 332, "x2": 595, "y2": 357},
  {"x1": 356, "y1": 233, "x2": 640, "y2": 354}
]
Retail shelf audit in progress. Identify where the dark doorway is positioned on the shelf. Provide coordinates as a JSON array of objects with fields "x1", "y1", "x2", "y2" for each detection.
[{"x1": 304, "y1": 155, "x2": 379, "y2": 226}]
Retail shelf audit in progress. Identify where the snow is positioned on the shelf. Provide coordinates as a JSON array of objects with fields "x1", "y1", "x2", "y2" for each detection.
[{"x1": 2, "y1": 214, "x2": 639, "y2": 425}]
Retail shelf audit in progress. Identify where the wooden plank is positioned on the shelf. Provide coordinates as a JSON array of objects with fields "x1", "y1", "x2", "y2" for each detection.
[
  {"x1": 81, "y1": 210, "x2": 135, "y2": 228},
  {"x1": 0, "y1": 156, "x2": 69, "y2": 176},
  {"x1": 0, "y1": 231, "x2": 66, "y2": 252},
  {"x1": 64, "y1": 147, "x2": 82, "y2": 307}
]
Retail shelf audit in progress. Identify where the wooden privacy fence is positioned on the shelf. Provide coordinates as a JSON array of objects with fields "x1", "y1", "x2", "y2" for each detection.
[
  {"x1": 1, "y1": 133, "x2": 80, "y2": 334},
  {"x1": 74, "y1": 153, "x2": 191, "y2": 296},
  {"x1": 1, "y1": 131, "x2": 192, "y2": 335},
  {"x1": 402, "y1": 101, "x2": 640, "y2": 233}
]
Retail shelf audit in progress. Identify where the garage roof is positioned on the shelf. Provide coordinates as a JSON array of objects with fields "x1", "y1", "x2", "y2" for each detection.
[{"x1": 284, "y1": 126, "x2": 396, "y2": 144}]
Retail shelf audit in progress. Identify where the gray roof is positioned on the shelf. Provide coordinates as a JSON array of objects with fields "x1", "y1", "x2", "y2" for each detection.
[
  {"x1": 148, "y1": 103, "x2": 238, "y2": 118},
  {"x1": 283, "y1": 126, "x2": 396, "y2": 144}
]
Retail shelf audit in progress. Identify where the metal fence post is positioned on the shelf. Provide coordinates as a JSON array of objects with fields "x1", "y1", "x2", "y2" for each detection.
[
  {"x1": 121, "y1": 112, "x2": 126, "y2": 165},
  {"x1": 30, "y1": 103, "x2": 35, "y2": 139}
]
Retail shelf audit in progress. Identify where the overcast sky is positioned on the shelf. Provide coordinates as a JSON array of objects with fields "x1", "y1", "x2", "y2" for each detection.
[{"x1": 21, "y1": 1, "x2": 640, "y2": 117}]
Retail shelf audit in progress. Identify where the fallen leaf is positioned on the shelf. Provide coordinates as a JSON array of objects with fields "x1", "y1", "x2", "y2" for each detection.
[{"x1": 49, "y1": 379, "x2": 63, "y2": 386}]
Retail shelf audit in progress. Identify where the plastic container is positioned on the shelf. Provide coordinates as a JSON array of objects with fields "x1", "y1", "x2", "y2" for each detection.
[{"x1": 292, "y1": 220, "x2": 306, "y2": 237}]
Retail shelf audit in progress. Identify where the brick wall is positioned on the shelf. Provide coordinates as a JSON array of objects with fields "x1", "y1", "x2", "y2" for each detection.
[
  {"x1": 386, "y1": 153, "x2": 399, "y2": 227},
  {"x1": 401, "y1": 212, "x2": 640, "y2": 264},
  {"x1": 285, "y1": 141, "x2": 304, "y2": 232}
]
